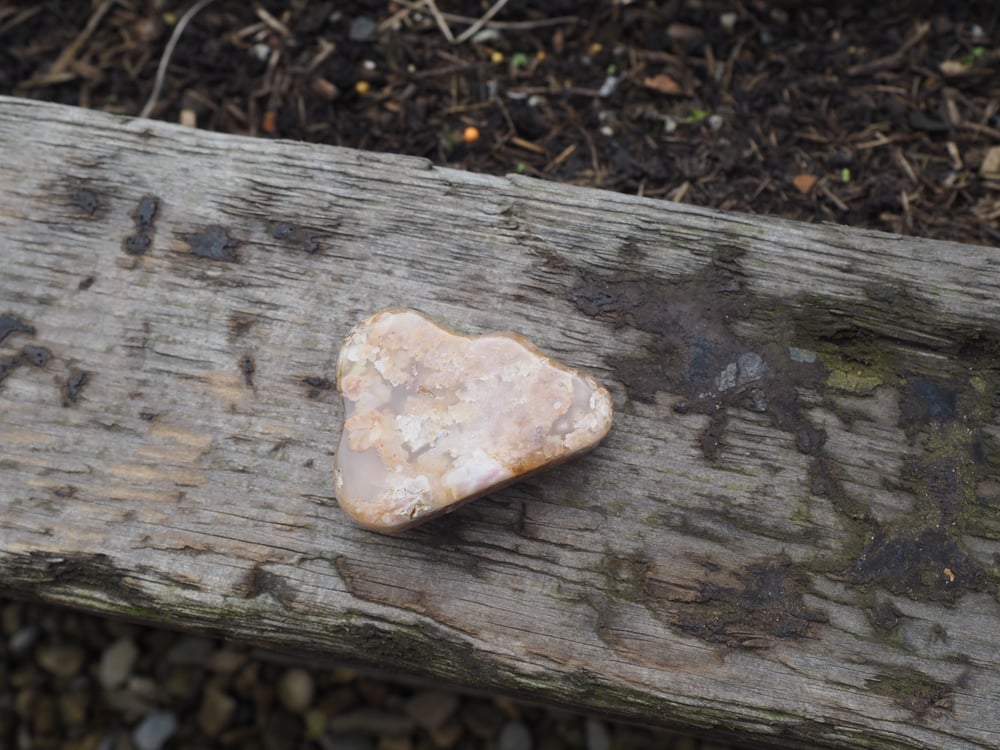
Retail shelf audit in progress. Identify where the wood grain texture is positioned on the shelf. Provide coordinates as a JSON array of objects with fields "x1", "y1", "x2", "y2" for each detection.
[{"x1": 1, "y1": 96, "x2": 999, "y2": 749}]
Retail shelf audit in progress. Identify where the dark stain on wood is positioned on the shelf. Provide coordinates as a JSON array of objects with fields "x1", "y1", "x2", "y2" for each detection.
[
  {"x1": 570, "y1": 263, "x2": 825, "y2": 463},
  {"x1": 0, "y1": 355, "x2": 18, "y2": 385},
  {"x1": 182, "y1": 225, "x2": 241, "y2": 262},
  {"x1": 905, "y1": 456, "x2": 966, "y2": 525},
  {"x1": 956, "y1": 331, "x2": 1000, "y2": 365},
  {"x1": 270, "y1": 220, "x2": 324, "y2": 254},
  {"x1": 899, "y1": 378, "x2": 956, "y2": 429},
  {"x1": 848, "y1": 528, "x2": 984, "y2": 603},
  {"x1": 240, "y1": 563, "x2": 297, "y2": 606},
  {"x1": 0, "y1": 314, "x2": 34, "y2": 344},
  {"x1": 239, "y1": 354, "x2": 255, "y2": 386},
  {"x1": 78, "y1": 276, "x2": 95, "y2": 290},
  {"x1": 63, "y1": 370, "x2": 89, "y2": 406},
  {"x1": 227, "y1": 312, "x2": 258, "y2": 340},
  {"x1": 69, "y1": 188, "x2": 101, "y2": 216},
  {"x1": 124, "y1": 195, "x2": 159, "y2": 256},
  {"x1": 20, "y1": 345, "x2": 50, "y2": 368},
  {"x1": 302, "y1": 376, "x2": 332, "y2": 399},
  {"x1": 867, "y1": 599, "x2": 904, "y2": 632},
  {"x1": 0, "y1": 320, "x2": 40, "y2": 390},
  {"x1": 671, "y1": 558, "x2": 827, "y2": 648}
]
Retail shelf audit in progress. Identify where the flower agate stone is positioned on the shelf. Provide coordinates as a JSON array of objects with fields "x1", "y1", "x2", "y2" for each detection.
[{"x1": 334, "y1": 309, "x2": 613, "y2": 533}]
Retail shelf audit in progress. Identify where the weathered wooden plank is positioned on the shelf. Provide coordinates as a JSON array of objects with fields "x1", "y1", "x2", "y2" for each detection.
[{"x1": 1, "y1": 96, "x2": 999, "y2": 749}]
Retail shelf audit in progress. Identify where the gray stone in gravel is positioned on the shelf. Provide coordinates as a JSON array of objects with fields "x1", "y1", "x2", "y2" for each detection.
[
  {"x1": 403, "y1": 690, "x2": 460, "y2": 731},
  {"x1": 105, "y1": 688, "x2": 154, "y2": 720},
  {"x1": 132, "y1": 710, "x2": 178, "y2": 750},
  {"x1": 32, "y1": 694, "x2": 58, "y2": 735},
  {"x1": 99, "y1": 638, "x2": 139, "y2": 691},
  {"x1": 499, "y1": 719, "x2": 533, "y2": 750},
  {"x1": 430, "y1": 720, "x2": 464, "y2": 750},
  {"x1": 57, "y1": 690, "x2": 90, "y2": 726},
  {"x1": 1, "y1": 602, "x2": 23, "y2": 635},
  {"x1": 165, "y1": 666, "x2": 204, "y2": 702},
  {"x1": 197, "y1": 684, "x2": 238, "y2": 737},
  {"x1": 584, "y1": 718, "x2": 612, "y2": 750},
  {"x1": 277, "y1": 667, "x2": 315, "y2": 714},
  {"x1": 205, "y1": 647, "x2": 249, "y2": 674},
  {"x1": 327, "y1": 708, "x2": 415, "y2": 737},
  {"x1": 460, "y1": 702, "x2": 504, "y2": 739},
  {"x1": 36, "y1": 643, "x2": 86, "y2": 678},
  {"x1": 348, "y1": 16, "x2": 377, "y2": 42},
  {"x1": 263, "y1": 709, "x2": 302, "y2": 750},
  {"x1": 165, "y1": 635, "x2": 214, "y2": 666},
  {"x1": 319, "y1": 733, "x2": 373, "y2": 750},
  {"x1": 8, "y1": 625, "x2": 39, "y2": 656}
]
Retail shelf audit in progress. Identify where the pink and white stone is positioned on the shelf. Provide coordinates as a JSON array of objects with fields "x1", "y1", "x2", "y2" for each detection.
[{"x1": 334, "y1": 309, "x2": 613, "y2": 533}]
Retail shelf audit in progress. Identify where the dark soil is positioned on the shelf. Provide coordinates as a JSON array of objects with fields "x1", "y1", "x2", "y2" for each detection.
[{"x1": 3, "y1": 1, "x2": 999, "y2": 246}]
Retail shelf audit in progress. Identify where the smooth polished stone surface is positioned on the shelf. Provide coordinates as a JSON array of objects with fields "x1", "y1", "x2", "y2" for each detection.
[{"x1": 334, "y1": 309, "x2": 613, "y2": 533}]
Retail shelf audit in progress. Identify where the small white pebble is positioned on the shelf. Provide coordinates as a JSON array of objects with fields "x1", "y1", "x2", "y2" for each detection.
[
  {"x1": 598, "y1": 75, "x2": 620, "y2": 98},
  {"x1": 133, "y1": 712, "x2": 178, "y2": 750},
  {"x1": 249, "y1": 42, "x2": 270, "y2": 62},
  {"x1": 471, "y1": 28, "x2": 502, "y2": 44}
]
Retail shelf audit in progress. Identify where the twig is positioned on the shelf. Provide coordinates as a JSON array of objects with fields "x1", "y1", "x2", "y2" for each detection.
[
  {"x1": 453, "y1": 0, "x2": 510, "y2": 44},
  {"x1": 393, "y1": 0, "x2": 573, "y2": 41},
  {"x1": 254, "y1": 4, "x2": 294, "y2": 42},
  {"x1": 423, "y1": 0, "x2": 454, "y2": 44},
  {"x1": 25, "y1": 0, "x2": 114, "y2": 87},
  {"x1": 140, "y1": 0, "x2": 218, "y2": 119},
  {"x1": 0, "y1": 6, "x2": 44, "y2": 38},
  {"x1": 453, "y1": 15, "x2": 576, "y2": 31}
]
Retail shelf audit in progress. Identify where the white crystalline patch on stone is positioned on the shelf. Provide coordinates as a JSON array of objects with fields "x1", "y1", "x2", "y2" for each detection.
[{"x1": 334, "y1": 308, "x2": 614, "y2": 533}]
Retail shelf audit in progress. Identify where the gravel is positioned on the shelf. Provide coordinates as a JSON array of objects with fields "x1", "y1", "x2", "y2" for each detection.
[
  {"x1": 132, "y1": 710, "x2": 179, "y2": 750},
  {"x1": 585, "y1": 717, "x2": 613, "y2": 750},
  {"x1": 278, "y1": 668, "x2": 316, "y2": 714},
  {"x1": 0, "y1": 598, "x2": 748, "y2": 749},
  {"x1": 403, "y1": 689, "x2": 460, "y2": 730},
  {"x1": 499, "y1": 719, "x2": 534, "y2": 750},
  {"x1": 99, "y1": 637, "x2": 139, "y2": 690}
]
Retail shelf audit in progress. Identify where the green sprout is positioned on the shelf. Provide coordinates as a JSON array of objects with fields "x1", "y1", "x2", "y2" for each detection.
[
  {"x1": 683, "y1": 109, "x2": 709, "y2": 124},
  {"x1": 511, "y1": 52, "x2": 529, "y2": 69},
  {"x1": 840, "y1": 167, "x2": 852, "y2": 183},
  {"x1": 962, "y1": 46, "x2": 986, "y2": 66},
  {"x1": 515, "y1": 162, "x2": 527, "y2": 174},
  {"x1": 606, "y1": 63, "x2": 618, "y2": 75}
]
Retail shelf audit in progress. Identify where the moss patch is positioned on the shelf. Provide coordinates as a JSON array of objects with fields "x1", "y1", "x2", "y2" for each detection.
[{"x1": 865, "y1": 668, "x2": 953, "y2": 716}]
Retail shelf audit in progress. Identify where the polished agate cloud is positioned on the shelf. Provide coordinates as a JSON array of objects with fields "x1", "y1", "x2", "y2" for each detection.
[{"x1": 334, "y1": 309, "x2": 613, "y2": 533}]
